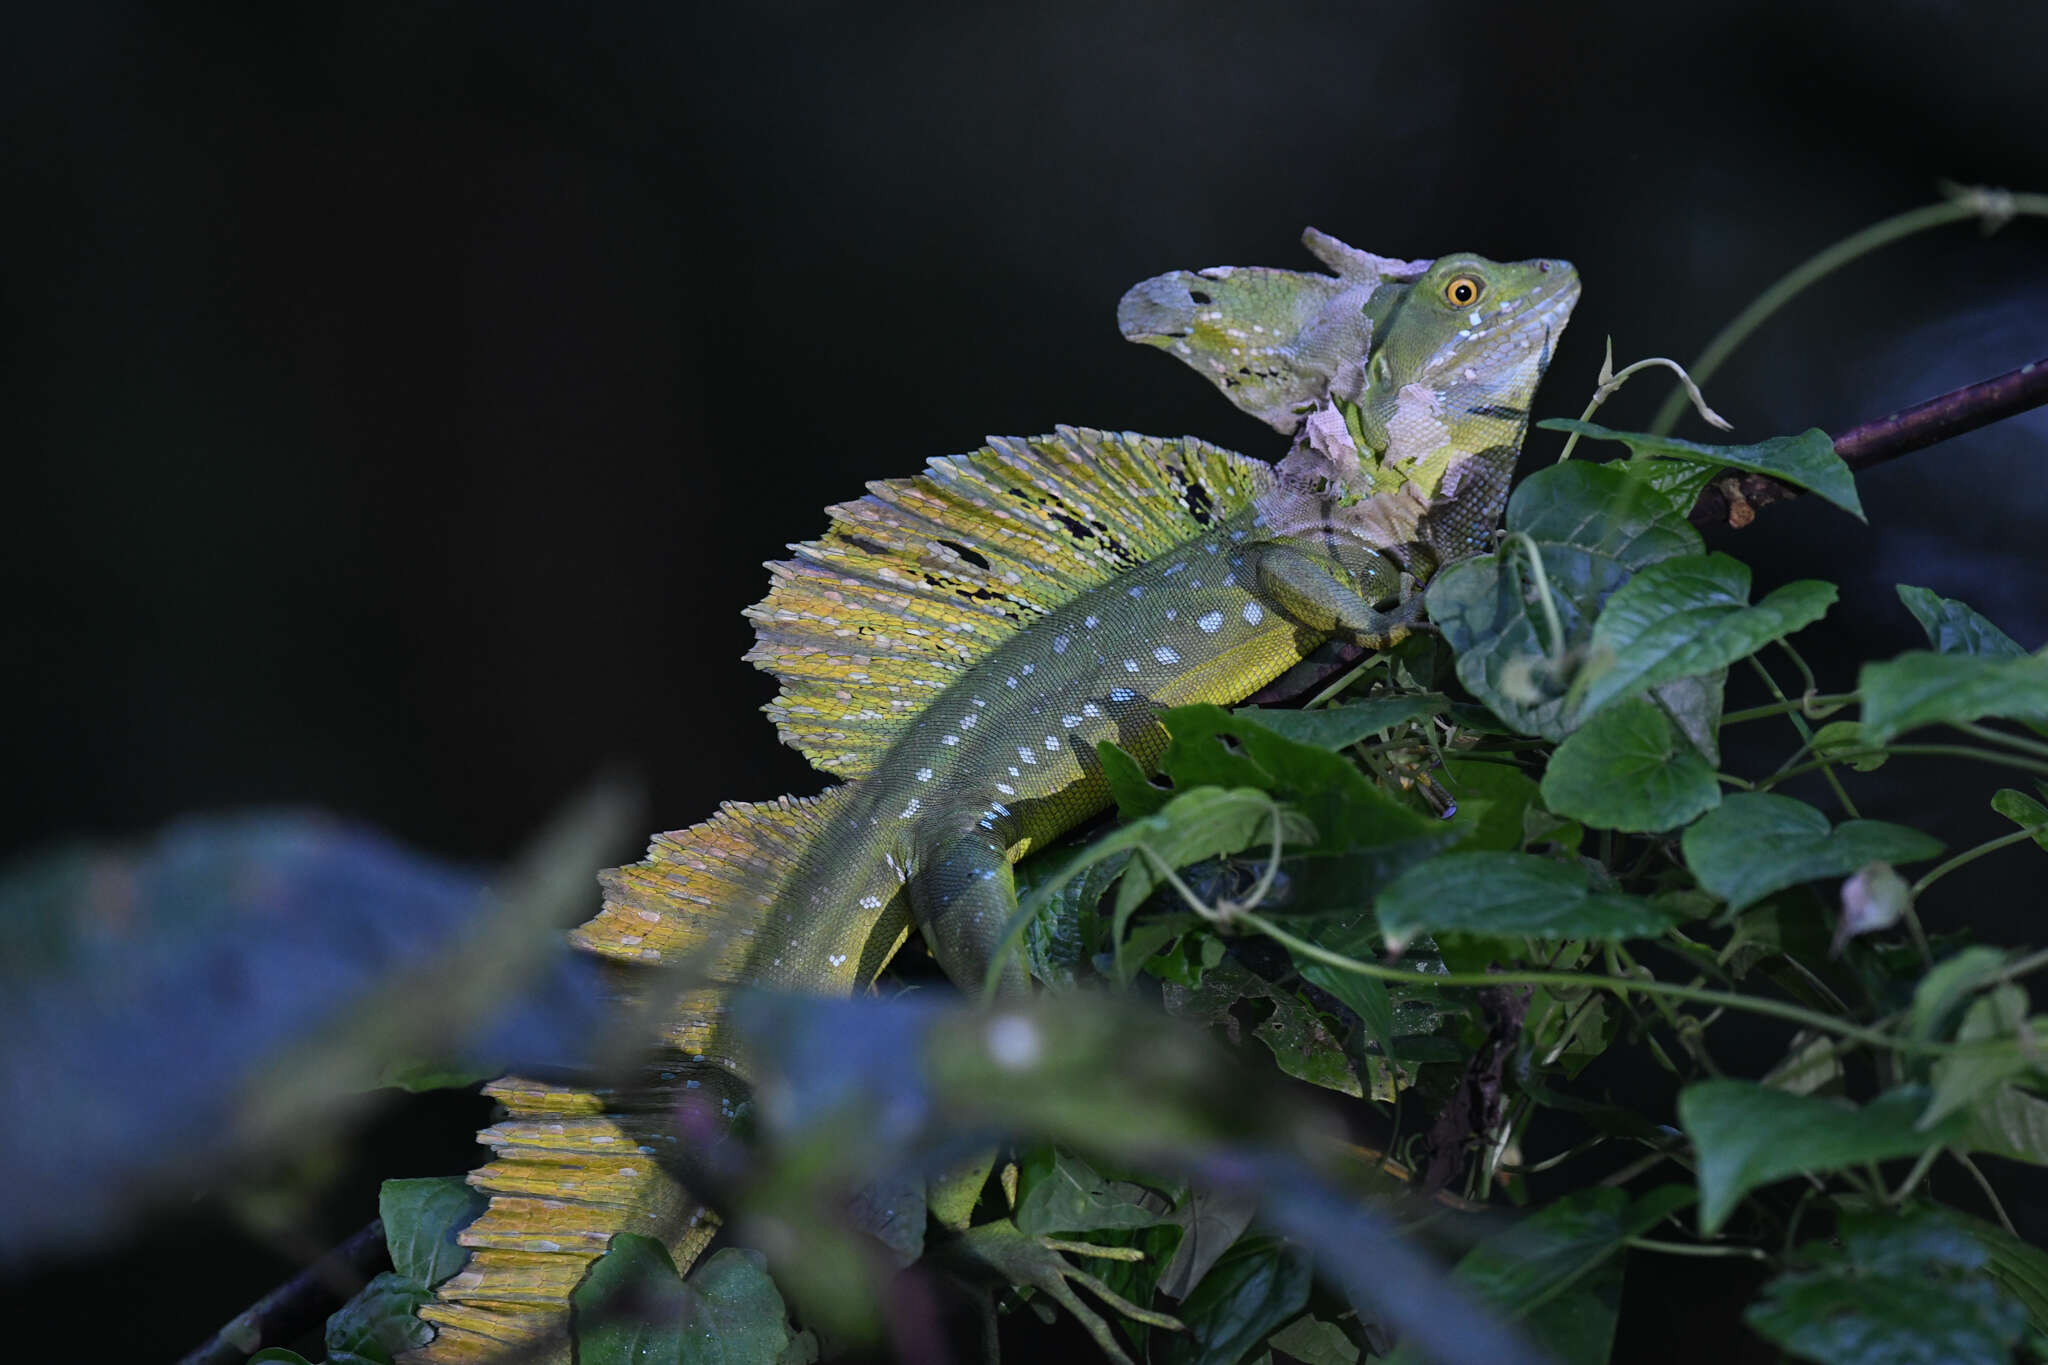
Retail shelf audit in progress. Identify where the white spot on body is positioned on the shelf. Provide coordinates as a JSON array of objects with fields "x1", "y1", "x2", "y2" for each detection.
[
  {"x1": 960, "y1": 713, "x2": 977, "y2": 729},
  {"x1": 1242, "y1": 602, "x2": 1265, "y2": 625},
  {"x1": 900, "y1": 798, "x2": 921, "y2": 818},
  {"x1": 1128, "y1": 585, "x2": 1145, "y2": 599},
  {"x1": 1085, "y1": 615, "x2": 1099, "y2": 629},
  {"x1": 942, "y1": 734, "x2": 959, "y2": 746},
  {"x1": 1110, "y1": 687, "x2": 1136, "y2": 702},
  {"x1": 1469, "y1": 310, "x2": 1484, "y2": 326},
  {"x1": 1017, "y1": 746, "x2": 1037, "y2": 765},
  {"x1": 1124, "y1": 659, "x2": 1140, "y2": 673},
  {"x1": 860, "y1": 895, "x2": 883, "y2": 909},
  {"x1": 1198, "y1": 610, "x2": 1224, "y2": 633},
  {"x1": 829, "y1": 953, "x2": 847, "y2": 967},
  {"x1": 1044, "y1": 735, "x2": 1059, "y2": 750},
  {"x1": 1062, "y1": 714, "x2": 1083, "y2": 728},
  {"x1": 996, "y1": 782, "x2": 1016, "y2": 795},
  {"x1": 916, "y1": 767, "x2": 932, "y2": 781},
  {"x1": 1053, "y1": 634, "x2": 1070, "y2": 653},
  {"x1": 1154, "y1": 645, "x2": 1180, "y2": 664}
]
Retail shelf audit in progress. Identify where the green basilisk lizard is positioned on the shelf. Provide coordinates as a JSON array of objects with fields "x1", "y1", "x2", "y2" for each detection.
[{"x1": 413, "y1": 231, "x2": 1579, "y2": 1361}]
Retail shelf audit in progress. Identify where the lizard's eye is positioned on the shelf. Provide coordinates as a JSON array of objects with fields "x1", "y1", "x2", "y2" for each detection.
[{"x1": 1443, "y1": 274, "x2": 1484, "y2": 308}]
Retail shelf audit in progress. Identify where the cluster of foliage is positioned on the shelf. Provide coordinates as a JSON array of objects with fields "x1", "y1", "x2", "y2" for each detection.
[{"x1": 257, "y1": 415, "x2": 2048, "y2": 1365}]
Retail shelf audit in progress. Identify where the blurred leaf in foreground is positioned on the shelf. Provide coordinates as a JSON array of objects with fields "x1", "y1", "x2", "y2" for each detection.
[{"x1": 0, "y1": 787, "x2": 631, "y2": 1263}]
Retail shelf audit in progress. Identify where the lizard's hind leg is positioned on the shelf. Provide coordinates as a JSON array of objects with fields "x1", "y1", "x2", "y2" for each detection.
[{"x1": 909, "y1": 831, "x2": 1033, "y2": 997}]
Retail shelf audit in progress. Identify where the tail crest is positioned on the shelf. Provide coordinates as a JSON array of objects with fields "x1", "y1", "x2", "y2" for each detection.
[{"x1": 412, "y1": 786, "x2": 897, "y2": 1363}]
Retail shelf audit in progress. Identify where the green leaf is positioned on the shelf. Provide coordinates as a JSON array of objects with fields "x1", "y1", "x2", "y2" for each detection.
[
  {"x1": 377, "y1": 1058, "x2": 496, "y2": 1093},
  {"x1": 379, "y1": 1176, "x2": 488, "y2": 1290},
  {"x1": 1429, "y1": 460, "x2": 1706, "y2": 742},
  {"x1": 1898, "y1": 584, "x2": 2028, "y2": 657},
  {"x1": 1262, "y1": 1314, "x2": 1360, "y2": 1364},
  {"x1": 1994, "y1": 788, "x2": 2048, "y2": 852},
  {"x1": 1961, "y1": 1212, "x2": 2048, "y2": 1339},
  {"x1": 1539, "y1": 420, "x2": 1865, "y2": 521},
  {"x1": 1452, "y1": 1185, "x2": 1695, "y2": 1319},
  {"x1": 1016, "y1": 784, "x2": 1307, "y2": 977},
  {"x1": 1746, "y1": 1206, "x2": 2026, "y2": 1365},
  {"x1": 1295, "y1": 956, "x2": 1395, "y2": 1066},
  {"x1": 678, "y1": 1248, "x2": 813, "y2": 1365},
  {"x1": 1519, "y1": 1261, "x2": 1623, "y2": 1365},
  {"x1": 1157, "y1": 1184, "x2": 1262, "y2": 1300},
  {"x1": 1676, "y1": 1082, "x2": 1964, "y2": 1233},
  {"x1": 1154, "y1": 706, "x2": 1444, "y2": 851},
  {"x1": 574, "y1": 1233, "x2": 686, "y2": 1365},
  {"x1": 1539, "y1": 695, "x2": 1721, "y2": 832},
  {"x1": 1505, "y1": 459, "x2": 1706, "y2": 567},
  {"x1": 1013, "y1": 1148, "x2": 1178, "y2": 1236},
  {"x1": 1163, "y1": 1234, "x2": 1314, "y2": 1365},
  {"x1": 1567, "y1": 553, "x2": 1835, "y2": 720},
  {"x1": 1924, "y1": 985, "x2": 2035, "y2": 1128},
  {"x1": 1907, "y1": 946, "x2": 2011, "y2": 1041},
  {"x1": 325, "y1": 1271, "x2": 434, "y2": 1365},
  {"x1": 1232, "y1": 695, "x2": 1446, "y2": 749},
  {"x1": 1681, "y1": 793, "x2": 1944, "y2": 915},
  {"x1": 1439, "y1": 757, "x2": 1541, "y2": 852},
  {"x1": 1959, "y1": 1084, "x2": 2048, "y2": 1165},
  {"x1": 1376, "y1": 851, "x2": 1685, "y2": 952},
  {"x1": 1859, "y1": 650, "x2": 2048, "y2": 745},
  {"x1": 1813, "y1": 720, "x2": 1887, "y2": 771},
  {"x1": 1253, "y1": 988, "x2": 1365, "y2": 1097}
]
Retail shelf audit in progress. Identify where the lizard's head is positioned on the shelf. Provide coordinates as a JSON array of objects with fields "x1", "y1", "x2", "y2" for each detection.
[{"x1": 1374, "y1": 252, "x2": 1581, "y2": 424}]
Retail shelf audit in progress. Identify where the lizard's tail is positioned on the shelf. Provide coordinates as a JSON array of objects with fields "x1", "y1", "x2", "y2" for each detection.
[{"x1": 413, "y1": 786, "x2": 893, "y2": 1364}]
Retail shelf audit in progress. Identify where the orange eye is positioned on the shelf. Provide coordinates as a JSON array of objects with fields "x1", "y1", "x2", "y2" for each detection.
[{"x1": 1444, "y1": 274, "x2": 1484, "y2": 307}]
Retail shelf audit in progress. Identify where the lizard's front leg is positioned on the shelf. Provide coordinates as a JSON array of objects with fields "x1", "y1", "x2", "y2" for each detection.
[{"x1": 1249, "y1": 540, "x2": 1426, "y2": 648}]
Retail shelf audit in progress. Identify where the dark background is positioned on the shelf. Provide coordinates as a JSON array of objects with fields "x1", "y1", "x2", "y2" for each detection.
[{"x1": 5, "y1": 1, "x2": 2047, "y2": 1357}]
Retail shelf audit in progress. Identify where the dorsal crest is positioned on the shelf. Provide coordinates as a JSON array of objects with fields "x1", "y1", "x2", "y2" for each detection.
[{"x1": 745, "y1": 427, "x2": 1268, "y2": 778}]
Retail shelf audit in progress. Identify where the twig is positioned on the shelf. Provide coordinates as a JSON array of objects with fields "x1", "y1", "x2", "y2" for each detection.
[
  {"x1": 1690, "y1": 355, "x2": 2048, "y2": 529},
  {"x1": 177, "y1": 1218, "x2": 389, "y2": 1365}
]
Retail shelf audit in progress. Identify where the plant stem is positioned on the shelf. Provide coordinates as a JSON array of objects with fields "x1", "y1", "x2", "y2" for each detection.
[
  {"x1": 177, "y1": 1217, "x2": 388, "y2": 1365},
  {"x1": 1749, "y1": 654, "x2": 1862, "y2": 821},
  {"x1": 1624, "y1": 1236, "x2": 1772, "y2": 1263},
  {"x1": 1235, "y1": 912, "x2": 1985, "y2": 1058},
  {"x1": 1651, "y1": 189, "x2": 2048, "y2": 435},
  {"x1": 1766, "y1": 744, "x2": 2048, "y2": 788},
  {"x1": 1721, "y1": 694, "x2": 1857, "y2": 726},
  {"x1": 1954, "y1": 721, "x2": 2048, "y2": 764},
  {"x1": 1950, "y1": 1150, "x2": 2019, "y2": 1236},
  {"x1": 1911, "y1": 824, "x2": 2048, "y2": 896}
]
